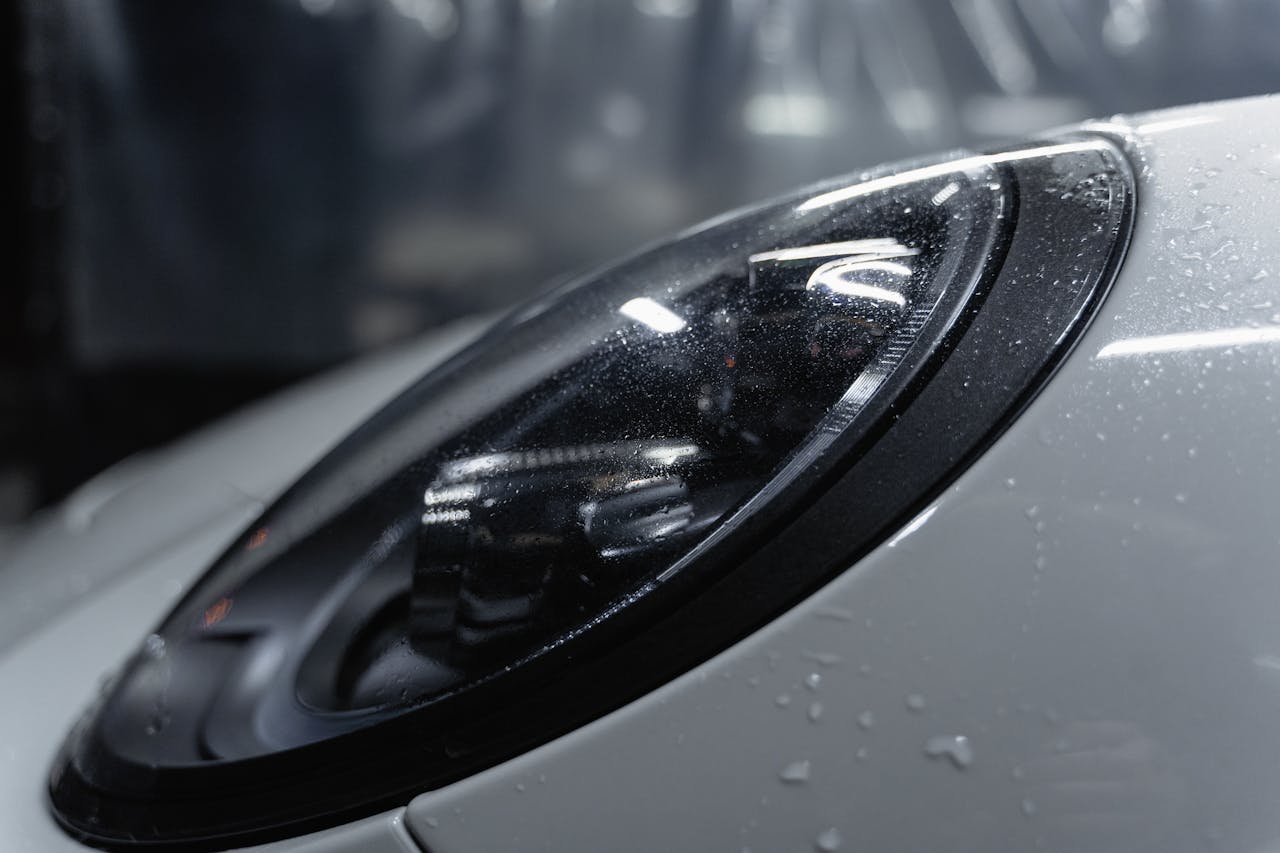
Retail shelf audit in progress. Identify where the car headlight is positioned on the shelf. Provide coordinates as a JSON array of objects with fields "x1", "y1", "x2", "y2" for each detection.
[{"x1": 51, "y1": 135, "x2": 1132, "y2": 849}]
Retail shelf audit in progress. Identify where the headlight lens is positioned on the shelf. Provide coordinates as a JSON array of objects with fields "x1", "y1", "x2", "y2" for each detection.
[{"x1": 52, "y1": 136, "x2": 1133, "y2": 849}]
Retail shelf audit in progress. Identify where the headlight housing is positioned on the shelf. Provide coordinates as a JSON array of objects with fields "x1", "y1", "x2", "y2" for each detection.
[{"x1": 51, "y1": 136, "x2": 1132, "y2": 850}]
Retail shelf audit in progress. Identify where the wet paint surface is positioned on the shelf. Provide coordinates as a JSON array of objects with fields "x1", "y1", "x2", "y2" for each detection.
[{"x1": 405, "y1": 97, "x2": 1280, "y2": 853}]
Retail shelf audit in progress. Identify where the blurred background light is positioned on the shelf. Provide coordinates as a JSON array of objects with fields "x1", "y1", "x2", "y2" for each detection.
[{"x1": 7, "y1": 0, "x2": 1280, "y2": 525}]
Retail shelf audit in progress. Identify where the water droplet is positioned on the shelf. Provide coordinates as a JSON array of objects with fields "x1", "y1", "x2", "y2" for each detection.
[
  {"x1": 924, "y1": 734, "x2": 974, "y2": 769},
  {"x1": 857, "y1": 710, "x2": 875, "y2": 730},
  {"x1": 515, "y1": 782, "x2": 526, "y2": 792},
  {"x1": 808, "y1": 702, "x2": 824, "y2": 722},
  {"x1": 1021, "y1": 798, "x2": 1038, "y2": 816},
  {"x1": 776, "y1": 693, "x2": 793, "y2": 708},
  {"x1": 424, "y1": 816, "x2": 439, "y2": 828},
  {"x1": 855, "y1": 747, "x2": 870, "y2": 762},
  {"x1": 1025, "y1": 505, "x2": 1040, "y2": 520},
  {"x1": 815, "y1": 827, "x2": 843, "y2": 851},
  {"x1": 803, "y1": 673, "x2": 822, "y2": 691},
  {"x1": 802, "y1": 650, "x2": 843, "y2": 666},
  {"x1": 1174, "y1": 492, "x2": 1188, "y2": 504},
  {"x1": 906, "y1": 693, "x2": 926, "y2": 712},
  {"x1": 143, "y1": 634, "x2": 166, "y2": 660},
  {"x1": 1005, "y1": 478, "x2": 1017, "y2": 490},
  {"x1": 780, "y1": 760, "x2": 811, "y2": 783}
]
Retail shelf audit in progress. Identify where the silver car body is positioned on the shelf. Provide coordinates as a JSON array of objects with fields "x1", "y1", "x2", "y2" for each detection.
[{"x1": 3, "y1": 94, "x2": 1280, "y2": 851}]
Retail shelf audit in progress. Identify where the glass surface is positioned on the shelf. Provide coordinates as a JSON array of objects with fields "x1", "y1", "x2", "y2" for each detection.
[{"x1": 96, "y1": 152, "x2": 1010, "y2": 762}]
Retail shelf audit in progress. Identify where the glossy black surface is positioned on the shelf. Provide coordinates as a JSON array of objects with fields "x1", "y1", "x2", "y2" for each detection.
[{"x1": 50, "y1": 135, "x2": 1132, "y2": 850}]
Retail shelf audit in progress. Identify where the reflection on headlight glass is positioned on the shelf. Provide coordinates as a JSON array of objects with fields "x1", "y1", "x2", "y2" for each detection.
[{"x1": 97, "y1": 151, "x2": 1012, "y2": 762}]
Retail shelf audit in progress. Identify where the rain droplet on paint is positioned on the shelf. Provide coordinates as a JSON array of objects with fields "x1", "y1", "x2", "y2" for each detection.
[
  {"x1": 924, "y1": 734, "x2": 974, "y2": 769},
  {"x1": 905, "y1": 693, "x2": 926, "y2": 712},
  {"x1": 143, "y1": 634, "x2": 167, "y2": 660},
  {"x1": 780, "y1": 760, "x2": 811, "y2": 784},
  {"x1": 803, "y1": 650, "x2": 843, "y2": 666},
  {"x1": 815, "y1": 827, "x2": 843, "y2": 851}
]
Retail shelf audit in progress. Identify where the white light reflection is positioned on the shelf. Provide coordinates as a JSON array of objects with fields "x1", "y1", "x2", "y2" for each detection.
[
  {"x1": 620, "y1": 297, "x2": 687, "y2": 334},
  {"x1": 749, "y1": 239, "x2": 916, "y2": 265},
  {"x1": 423, "y1": 483, "x2": 480, "y2": 506},
  {"x1": 930, "y1": 182, "x2": 960, "y2": 206},
  {"x1": 886, "y1": 505, "x2": 939, "y2": 548},
  {"x1": 798, "y1": 140, "x2": 1102, "y2": 212},
  {"x1": 422, "y1": 508, "x2": 470, "y2": 526},
  {"x1": 642, "y1": 443, "x2": 700, "y2": 465},
  {"x1": 1134, "y1": 115, "x2": 1221, "y2": 136},
  {"x1": 806, "y1": 260, "x2": 911, "y2": 306},
  {"x1": 1097, "y1": 326, "x2": 1280, "y2": 359}
]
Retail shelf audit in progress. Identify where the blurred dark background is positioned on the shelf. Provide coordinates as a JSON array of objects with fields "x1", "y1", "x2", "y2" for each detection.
[{"x1": 8, "y1": 0, "x2": 1280, "y2": 523}]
